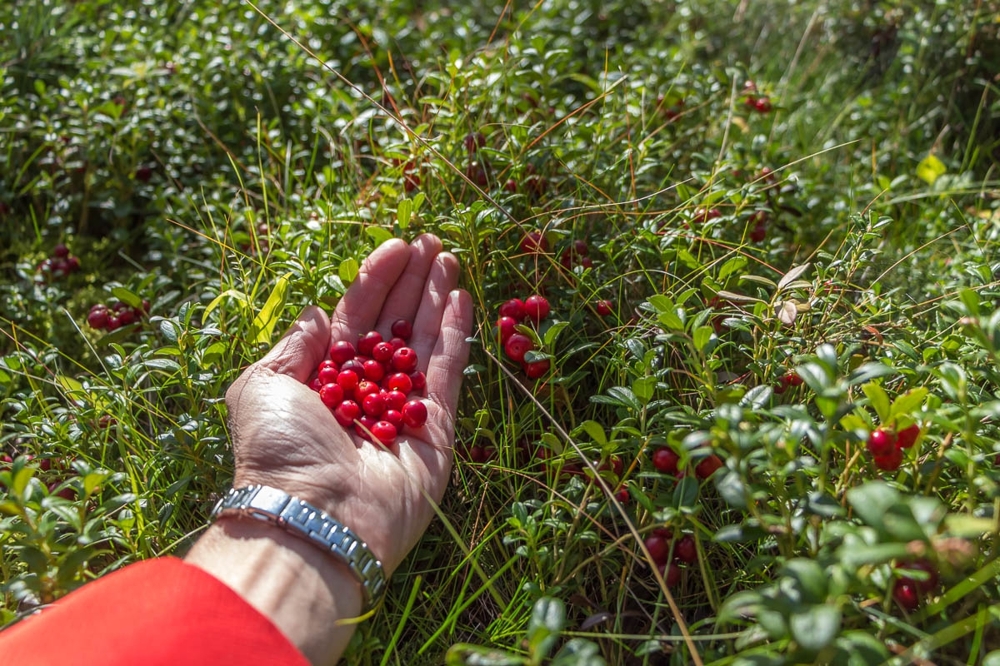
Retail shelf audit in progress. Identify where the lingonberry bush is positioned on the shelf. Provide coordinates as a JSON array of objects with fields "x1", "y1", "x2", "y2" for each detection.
[{"x1": 2, "y1": 0, "x2": 1000, "y2": 664}]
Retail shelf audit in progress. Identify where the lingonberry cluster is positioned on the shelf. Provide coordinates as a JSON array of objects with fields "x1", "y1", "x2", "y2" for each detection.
[
  {"x1": 742, "y1": 80, "x2": 772, "y2": 113},
  {"x1": 36, "y1": 244, "x2": 81, "y2": 281},
  {"x1": 559, "y1": 239, "x2": 593, "y2": 271},
  {"x1": 308, "y1": 319, "x2": 428, "y2": 445},
  {"x1": 773, "y1": 371, "x2": 804, "y2": 394},
  {"x1": 642, "y1": 528, "x2": 699, "y2": 587},
  {"x1": 892, "y1": 558, "x2": 939, "y2": 611},
  {"x1": 88, "y1": 300, "x2": 150, "y2": 331},
  {"x1": 497, "y1": 295, "x2": 552, "y2": 378},
  {"x1": 866, "y1": 423, "x2": 921, "y2": 471},
  {"x1": 651, "y1": 446, "x2": 723, "y2": 480}
]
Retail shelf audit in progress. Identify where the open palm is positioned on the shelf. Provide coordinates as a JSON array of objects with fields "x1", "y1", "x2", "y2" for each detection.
[{"x1": 224, "y1": 235, "x2": 472, "y2": 575}]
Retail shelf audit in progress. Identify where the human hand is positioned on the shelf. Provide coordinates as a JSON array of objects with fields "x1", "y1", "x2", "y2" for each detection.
[{"x1": 223, "y1": 234, "x2": 473, "y2": 575}]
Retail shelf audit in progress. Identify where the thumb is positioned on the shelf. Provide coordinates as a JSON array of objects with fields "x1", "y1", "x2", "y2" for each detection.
[{"x1": 254, "y1": 306, "x2": 331, "y2": 383}]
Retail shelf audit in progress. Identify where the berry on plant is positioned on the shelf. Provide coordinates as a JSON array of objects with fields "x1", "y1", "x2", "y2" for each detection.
[
  {"x1": 595, "y1": 300, "x2": 613, "y2": 317},
  {"x1": 896, "y1": 424, "x2": 920, "y2": 449},
  {"x1": 874, "y1": 446, "x2": 904, "y2": 472},
  {"x1": 523, "y1": 295, "x2": 550, "y2": 323},
  {"x1": 660, "y1": 562, "x2": 682, "y2": 587},
  {"x1": 504, "y1": 334, "x2": 534, "y2": 363},
  {"x1": 893, "y1": 581, "x2": 919, "y2": 611},
  {"x1": 674, "y1": 535, "x2": 697, "y2": 564},
  {"x1": 644, "y1": 535, "x2": 670, "y2": 565},
  {"x1": 652, "y1": 448, "x2": 680, "y2": 475},
  {"x1": 497, "y1": 316, "x2": 517, "y2": 344},
  {"x1": 867, "y1": 428, "x2": 897, "y2": 457},
  {"x1": 695, "y1": 454, "x2": 723, "y2": 479},
  {"x1": 522, "y1": 358, "x2": 550, "y2": 379},
  {"x1": 499, "y1": 298, "x2": 526, "y2": 321},
  {"x1": 520, "y1": 231, "x2": 548, "y2": 254}
]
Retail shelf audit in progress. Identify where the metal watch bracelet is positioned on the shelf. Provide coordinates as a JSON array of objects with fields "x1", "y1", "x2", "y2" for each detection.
[{"x1": 210, "y1": 485, "x2": 386, "y2": 612}]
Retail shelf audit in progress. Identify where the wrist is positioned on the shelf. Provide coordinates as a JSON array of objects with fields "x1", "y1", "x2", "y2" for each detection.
[{"x1": 186, "y1": 518, "x2": 363, "y2": 665}]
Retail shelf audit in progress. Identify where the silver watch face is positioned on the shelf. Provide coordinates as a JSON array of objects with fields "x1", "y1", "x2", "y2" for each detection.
[{"x1": 247, "y1": 485, "x2": 292, "y2": 514}]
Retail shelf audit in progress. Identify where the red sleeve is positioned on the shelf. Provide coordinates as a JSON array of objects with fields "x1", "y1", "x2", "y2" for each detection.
[{"x1": 0, "y1": 557, "x2": 310, "y2": 666}]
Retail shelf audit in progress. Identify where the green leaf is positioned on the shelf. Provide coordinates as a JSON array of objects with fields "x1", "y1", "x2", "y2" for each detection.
[
  {"x1": 397, "y1": 197, "x2": 413, "y2": 229},
  {"x1": 782, "y1": 559, "x2": 828, "y2": 604},
  {"x1": 846, "y1": 481, "x2": 899, "y2": 532},
  {"x1": 576, "y1": 420, "x2": 607, "y2": 446},
  {"x1": 916, "y1": 153, "x2": 946, "y2": 185},
  {"x1": 861, "y1": 382, "x2": 890, "y2": 424},
  {"x1": 444, "y1": 644, "x2": 524, "y2": 666},
  {"x1": 202, "y1": 289, "x2": 251, "y2": 324},
  {"x1": 672, "y1": 475, "x2": 699, "y2": 509},
  {"x1": 693, "y1": 325, "x2": 714, "y2": 351},
  {"x1": 365, "y1": 226, "x2": 394, "y2": 246},
  {"x1": 339, "y1": 258, "x2": 359, "y2": 285},
  {"x1": 718, "y1": 589, "x2": 762, "y2": 623},
  {"x1": 715, "y1": 469, "x2": 747, "y2": 509},
  {"x1": 631, "y1": 376, "x2": 656, "y2": 405},
  {"x1": 250, "y1": 274, "x2": 291, "y2": 346},
  {"x1": 550, "y1": 638, "x2": 606, "y2": 666},
  {"x1": 789, "y1": 605, "x2": 841, "y2": 653},
  {"x1": 845, "y1": 362, "x2": 894, "y2": 386},
  {"x1": 833, "y1": 631, "x2": 890, "y2": 666},
  {"x1": 526, "y1": 597, "x2": 565, "y2": 661},
  {"x1": 110, "y1": 286, "x2": 143, "y2": 309},
  {"x1": 647, "y1": 295, "x2": 673, "y2": 313},
  {"x1": 543, "y1": 321, "x2": 569, "y2": 347},
  {"x1": 888, "y1": 388, "x2": 927, "y2": 421},
  {"x1": 944, "y1": 515, "x2": 998, "y2": 537}
]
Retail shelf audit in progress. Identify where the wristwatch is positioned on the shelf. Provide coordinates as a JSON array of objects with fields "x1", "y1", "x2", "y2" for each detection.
[{"x1": 211, "y1": 485, "x2": 386, "y2": 612}]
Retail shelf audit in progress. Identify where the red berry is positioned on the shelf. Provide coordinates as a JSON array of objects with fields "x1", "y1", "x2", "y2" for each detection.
[
  {"x1": 309, "y1": 377, "x2": 322, "y2": 392},
  {"x1": 695, "y1": 454, "x2": 723, "y2": 479},
  {"x1": 897, "y1": 559, "x2": 939, "y2": 593},
  {"x1": 330, "y1": 340, "x2": 357, "y2": 364},
  {"x1": 318, "y1": 365, "x2": 340, "y2": 385},
  {"x1": 644, "y1": 535, "x2": 670, "y2": 565},
  {"x1": 385, "y1": 390, "x2": 408, "y2": 411},
  {"x1": 464, "y1": 132, "x2": 486, "y2": 152},
  {"x1": 118, "y1": 309, "x2": 137, "y2": 326},
  {"x1": 142, "y1": 299, "x2": 151, "y2": 313},
  {"x1": 356, "y1": 415, "x2": 378, "y2": 440},
  {"x1": 409, "y1": 371, "x2": 426, "y2": 391},
  {"x1": 136, "y1": 166, "x2": 152, "y2": 182},
  {"x1": 674, "y1": 535, "x2": 697, "y2": 564},
  {"x1": 387, "y1": 372, "x2": 413, "y2": 394},
  {"x1": 336, "y1": 369, "x2": 360, "y2": 392},
  {"x1": 362, "y1": 359, "x2": 385, "y2": 382},
  {"x1": 106, "y1": 316, "x2": 121, "y2": 331},
  {"x1": 470, "y1": 446, "x2": 493, "y2": 463},
  {"x1": 53, "y1": 243, "x2": 70, "y2": 258},
  {"x1": 87, "y1": 309, "x2": 109, "y2": 330},
  {"x1": 896, "y1": 424, "x2": 920, "y2": 449},
  {"x1": 523, "y1": 295, "x2": 550, "y2": 323},
  {"x1": 319, "y1": 359, "x2": 338, "y2": 372},
  {"x1": 504, "y1": 333, "x2": 534, "y2": 363},
  {"x1": 389, "y1": 337, "x2": 407, "y2": 350},
  {"x1": 660, "y1": 562, "x2": 682, "y2": 587},
  {"x1": 505, "y1": 178, "x2": 518, "y2": 192},
  {"x1": 371, "y1": 421, "x2": 398, "y2": 445},
  {"x1": 786, "y1": 373, "x2": 804, "y2": 387},
  {"x1": 497, "y1": 316, "x2": 517, "y2": 343},
  {"x1": 750, "y1": 222, "x2": 767, "y2": 243},
  {"x1": 499, "y1": 298, "x2": 526, "y2": 321},
  {"x1": 520, "y1": 231, "x2": 548, "y2": 254},
  {"x1": 595, "y1": 300, "x2": 613, "y2": 317},
  {"x1": 693, "y1": 208, "x2": 722, "y2": 224},
  {"x1": 357, "y1": 331, "x2": 383, "y2": 356},
  {"x1": 402, "y1": 400, "x2": 428, "y2": 428},
  {"x1": 383, "y1": 409, "x2": 403, "y2": 428},
  {"x1": 362, "y1": 393, "x2": 386, "y2": 417},
  {"x1": 89, "y1": 303, "x2": 107, "y2": 314},
  {"x1": 867, "y1": 428, "x2": 897, "y2": 457},
  {"x1": 652, "y1": 448, "x2": 680, "y2": 474},
  {"x1": 893, "y1": 581, "x2": 919, "y2": 611},
  {"x1": 652, "y1": 526, "x2": 672, "y2": 539},
  {"x1": 372, "y1": 342, "x2": 395, "y2": 363},
  {"x1": 523, "y1": 358, "x2": 550, "y2": 379},
  {"x1": 614, "y1": 488, "x2": 629, "y2": 503},
  {"x1": 572, "y1": 239, "x2": 589, "y2": 256},
  {"x1": 334, "y1": 400, "x2": 361, "y2": 427},
  {"x1": 340, "y1": 358, "x2": 365, "y2": 375},
  {"x1": 391, "y1": 347, "x2": 418, "y2": 373},
  {"x1": 319, "y1": 383, "x2": 345, "y2": 408},
  {"x1": 874, "y1": 447, "x2": 904, "y2": 471},
  {"x1": 354, "y1": 380, "x2": 380, "y2": 402},
  {"x1": 391, "y1": 319, "x2": 413, "y2": 340},
  {"x1": 466, "y1": 161, "x2": 489, "y2": 187}
]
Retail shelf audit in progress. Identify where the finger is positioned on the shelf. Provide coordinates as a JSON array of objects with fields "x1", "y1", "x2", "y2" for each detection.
[
  {"x1": 409, "y1": 252, "x2": 461, "y2": 366},
  {"x1": 330, "y1": 239, "x2": 411, "y2": 342},
  {"x1": 254, "y1": 305, "x2": 331, "y2": 383},
  {"x1": 424, "y1": 289, "x2": 474, "y2": 429},
  {"x1": 374, "y1": 234, "x2": 443, "y2": 334}
]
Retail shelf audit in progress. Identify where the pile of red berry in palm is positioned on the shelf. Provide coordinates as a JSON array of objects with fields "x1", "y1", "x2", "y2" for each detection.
[
  {"x1": 308, "y1": 319, "x2": 428, "y2": 446},
  {"x1": 88, "y1": 300, "x2": 150, "y2": 331},
  {"x1": 496, "y1": 294, "x2": 552, "y2": 378},
  {"x1": 866, "y1": 423, "x2": 920, "y2": 471},
  {"x1": 36, "y1": 244, "x2": 81, "y2": 281}
]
